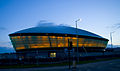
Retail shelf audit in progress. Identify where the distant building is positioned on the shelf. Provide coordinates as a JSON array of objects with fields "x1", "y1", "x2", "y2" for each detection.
[{"x1": 9, "y1": 26, "x2": 108, "y2": 58}]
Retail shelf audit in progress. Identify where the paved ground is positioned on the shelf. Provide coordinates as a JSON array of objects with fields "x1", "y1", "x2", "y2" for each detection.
[{"x1": 1, "y1": 59, "x2": 120, "y2": 71}]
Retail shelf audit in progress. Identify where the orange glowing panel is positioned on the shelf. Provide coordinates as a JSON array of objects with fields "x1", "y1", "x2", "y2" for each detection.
[
  {"x1": 16, "y1": 47, "x2": 25, "y2": 50},
  {"x1": 65, "y1": 43, "x2": 68, "y2": 47},
  {"x1": 57, "y1": 37, "x2": 63, "y2": 39},
  {"x1": 12, "y1": 36, "x2": 17, "y2": 39},
  {"x1": 88, "y1": 44, "x2": 93, "y2": 47},
  {"x1": 42, "y1": 36, "x2": 48, "y2": 39},
  {"x1": 30, "y1": 46, "x2": 39, "y2": 48},
  {"x1": 78, "y1": 44, "x2": 82, "y2": 47},
  {"x1": 58, "y1": 43, "x2": 64, "y2": 47},
  {"x1": 72, "y1": 43, "x2": 77, "y2": 47},
  {"x1": 21, "y1": 36, "x2": 25, "y2": 39},
  {"x1": 37, "y1": 36, "x2": 40, "y2": 38},
  {"x1": 68, "y1": 37, "x2": 71, "y2": 39},
  {"x1": 28, "y1": 36, "x2": 31, "y2": 38},
  {"x1": 17, "y1": 36, "x2": 21, "y2": 39},
  {"x1": 72, "y1": 37, "x2": 77, "y2": 39},
  {"x1": 30, "y1": 45, "x2": 50, "y2": 48},
  {"x1": 50, "y1": 36, "x2": 56, "y2": 38}
]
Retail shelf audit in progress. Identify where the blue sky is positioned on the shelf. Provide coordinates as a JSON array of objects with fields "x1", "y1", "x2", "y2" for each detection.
[{"x1": 0, "y1": 0, "x2": 120, "y2": 48}]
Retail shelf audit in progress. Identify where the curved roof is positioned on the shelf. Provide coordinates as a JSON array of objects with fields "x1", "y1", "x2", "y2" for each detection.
[{"x1": 10, "y1": 26, "x2": 107, "y2": 40}]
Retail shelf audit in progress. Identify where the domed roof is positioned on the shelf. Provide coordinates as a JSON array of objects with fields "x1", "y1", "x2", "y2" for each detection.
[{"x1": 10, "y1": 26, "x2": 107, "y2": 40}]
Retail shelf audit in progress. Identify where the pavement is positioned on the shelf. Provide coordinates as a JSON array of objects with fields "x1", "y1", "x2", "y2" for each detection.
[{"x1": 0, "y1": 59, "x2": 120, "y2": 71}]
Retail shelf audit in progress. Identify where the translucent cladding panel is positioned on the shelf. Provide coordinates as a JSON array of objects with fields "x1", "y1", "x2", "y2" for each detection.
[
  {"x1": 10, "y1": 35, "x2": 108, "y2": 50},
  {"x1": 16, "y1": 47, "x2": 25, "y2": 50},
  {"x1": 20, "y1": 36, "x2": 30, "y2": 49},
  {"x1": 89, "y1": 39, "x2": 98, "y2": 47},
  {"x1": 83, "y1": 38, "x2": 92, "y2": 47},
  {"x1": 57, "y1": 37, "x2": 64, "y2": 47},
  {"x1": 28, "y1": 36, "x2": 37, "y2": 48},
  {"x1": 90, "y1": 39, "x2": 104, "y2": 47},
  {"x1": 10, "y1": 36, "x2": 25, "y2": 50},
  {"x1": 30, "y1": 36, "x2": 43, "y2": 48},
  {"x1": 82, "y1": 38, "x2": 89, "y2": 47},
  {"x1": 49, "y1": 36, "x2": 70, "y2": 47},
  {"x1": 29, "y1": 36, "x2": 37, "y2": 44},
  {"x1": 97, "y1": 40, "x2": 102, "y2": 47},
  {"x1": 104, "y1": 41, "x2": 108, "y2": 47},
  {"x1": 70, "y1": 37, "x2": 85, "y2": 47},
  {"x1": 99, "y1": 40, "x2": 105, "y2": 47},
  {"x1": 99, "y1": 40, "x2": 108, "y2": 48},
  {"x1": 64, "y1": 37, "x2": 71, "y2": 47},
  {"x1": 71, "y1": 37, "x2": 77, "y2": 47},
  {"x1": 41, "y1": 36, "x2": 50, "y2": 47},
  {"x1": 84, "y1": 38, "x2": 92, "y2": 47},
  {"x1": 85, "y1": 39, "x2": 108, "y2": 48},
  {"x1": 49, "y1": 36, "x2": 57, "y2": 47},
  {"x1": 103, "y1": 41, "x2": 107, "y2": 47},
  {"x1": 94, "y1": 39, "x2": 100, "y2": 47},
  {"x1": 78, "y1": 38, "x2": 84, "y2": 47},
  {"x1": 10, "y1": 36, "x2": 51, "y2": 50},
  {"x1": 76, "y1": 38, "x2": 107, "y2": 48},
  {"x1": 97, "y1": 40, "x2": 101, "y2": 47},
  {"x1": 10, "y1": 36, "x2": 17, "y2": 50},
  {"x1": 30, "y1": 36, "x2": 50, "y2": 48}
]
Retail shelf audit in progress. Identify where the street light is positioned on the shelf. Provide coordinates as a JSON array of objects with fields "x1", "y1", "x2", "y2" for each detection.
[
  {"x1": 110, "y1": 31, "x2": 115, "y2": 48},
  {"x1": 75, "y1": 18, "x2": 82, "y2": 62}
]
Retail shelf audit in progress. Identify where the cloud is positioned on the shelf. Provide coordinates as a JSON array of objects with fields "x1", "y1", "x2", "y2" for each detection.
[
  {"x1": 113, "y1": 23, "x2": 120, "y2": 29},
  {"x1": 36, "y1": 20, "x2": 57, "y2": 27},
  {"x1": 36, "y1": 20, "x2": 70, "y2": 27},
  {"x1": 115, "y1": 23, "x2": 120, "y2": 29},
  {"x1": 59, "y1": 23, "x2": 70, "y2": 26},
  {"x1": 0, "y1": 27, "x2": 6, "y2": 31},
  {"x1": 0, "y1": 41, "x2": 12, "y2": 47},
  {"x1": 0, "y1": 41, "x2": 15, "y2": 53}
]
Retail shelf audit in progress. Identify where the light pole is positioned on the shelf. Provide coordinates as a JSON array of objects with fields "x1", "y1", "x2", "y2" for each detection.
[
  {"x1": 110, "y1": 31, "x2": 115, "y2": 48},
  {"x1": 75, "y1": 19, "x2": 82, "y2": 62}
]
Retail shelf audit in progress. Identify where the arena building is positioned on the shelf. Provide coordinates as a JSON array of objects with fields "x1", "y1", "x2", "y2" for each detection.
[{"x1": 9, "y1": 26, "x2": 108, "y2": 58}]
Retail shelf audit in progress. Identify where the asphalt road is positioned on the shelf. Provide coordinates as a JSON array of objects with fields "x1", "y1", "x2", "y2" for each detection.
[{"x1": 1, "y1": 59, "x2": 120, "y2": 71}]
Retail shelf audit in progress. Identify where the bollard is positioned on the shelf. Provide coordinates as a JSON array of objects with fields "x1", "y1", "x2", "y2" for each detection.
[{"x1": 72, "y1": 60, "x2": 77, "y2": 71}]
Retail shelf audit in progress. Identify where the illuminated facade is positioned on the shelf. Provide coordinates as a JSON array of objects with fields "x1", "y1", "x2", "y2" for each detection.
[
  {"x1": 9, "y1": 26, "x2": 108, "y2": 58},
  {"x1": 10, "y1": 35, "x2": 107, "y2": 50}
]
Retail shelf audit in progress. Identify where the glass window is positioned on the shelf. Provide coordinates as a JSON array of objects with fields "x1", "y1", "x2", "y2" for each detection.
[{"x1": 50, "y1": 52, "x2": 56, "y2": 57}]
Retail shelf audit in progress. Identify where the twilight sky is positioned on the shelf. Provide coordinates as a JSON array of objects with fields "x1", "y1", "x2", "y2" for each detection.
[{"x1": 0, "y1": 0, "x2": 120, "y2": 48}]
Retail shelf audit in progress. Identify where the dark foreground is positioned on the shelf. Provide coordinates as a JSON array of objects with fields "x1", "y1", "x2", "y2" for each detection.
[{"x1": 1, "y1": 59, "x2": 120, "y2": 71}]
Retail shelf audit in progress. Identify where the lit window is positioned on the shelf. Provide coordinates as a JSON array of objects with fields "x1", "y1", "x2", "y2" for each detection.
[{"x1": 50, "y1": 52, "x2": 56, "y2": 57}]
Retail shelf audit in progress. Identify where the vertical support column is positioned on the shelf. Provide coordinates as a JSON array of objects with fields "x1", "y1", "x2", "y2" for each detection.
[{"x1": 68, "y1": 39, "x2": 73, "y2": 70}]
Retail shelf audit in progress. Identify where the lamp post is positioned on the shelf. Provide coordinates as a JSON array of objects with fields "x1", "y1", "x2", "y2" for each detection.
[
  {"x1": 75, "y1": 19, "x2": 82, "y2": 62},
  {"x1": 110, "y1": 31, "x2": 115, "y2": 48}
]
